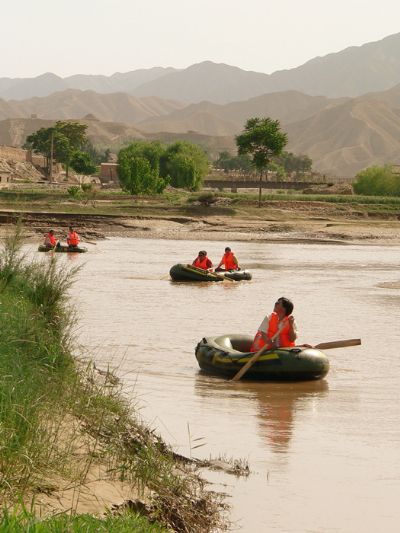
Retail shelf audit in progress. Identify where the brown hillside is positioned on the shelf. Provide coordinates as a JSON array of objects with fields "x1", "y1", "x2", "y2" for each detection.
[
  {"x1": 139, "y1": 91, "x2": 343, "y2": 135},
  {"x1": 286, "y1": 98, "x2": 400, "y2": 177},
  {"x1": 1, "y1": 90, "x2": 187, "y2": 124}
]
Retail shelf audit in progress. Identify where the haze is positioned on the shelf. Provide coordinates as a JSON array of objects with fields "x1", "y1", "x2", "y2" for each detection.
[{"x1": 3, "y1": 0, "x2": 400, "y2": 78}]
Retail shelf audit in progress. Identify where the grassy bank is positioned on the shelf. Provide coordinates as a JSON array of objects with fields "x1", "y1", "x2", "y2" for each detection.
[
  {"x1": 1, "y1": 186, "x2": 400, "y2": 219},
  {"x1": 0, "y1": 228, "x2": 224, "y2": 532}
]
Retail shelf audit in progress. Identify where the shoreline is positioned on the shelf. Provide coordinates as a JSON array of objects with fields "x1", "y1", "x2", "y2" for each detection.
[{"x1": 2, "y1": 208, "x2": 400, "y2": 246}]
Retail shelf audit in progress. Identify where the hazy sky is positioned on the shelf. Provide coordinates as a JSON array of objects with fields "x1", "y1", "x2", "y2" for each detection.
[{"x1": 3, "y1": 0, "x2": 400, "y2": 78}]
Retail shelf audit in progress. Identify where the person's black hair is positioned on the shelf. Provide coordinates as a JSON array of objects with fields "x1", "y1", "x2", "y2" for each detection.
[
  {"x1": 278, "y1": 297, "x2": 294, "y2": 316},
  {"x1": 225, "y1": 247, "x2": 231, "y2": 252}
]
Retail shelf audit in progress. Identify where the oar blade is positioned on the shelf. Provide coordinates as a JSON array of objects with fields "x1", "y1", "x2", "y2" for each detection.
[{"x1": 314, "y1": 338, "x2": 361, "y2": 350}]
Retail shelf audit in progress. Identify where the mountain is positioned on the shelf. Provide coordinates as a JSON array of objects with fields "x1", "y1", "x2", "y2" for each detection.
[
  {"x1": 2, "y1": 33, "x2": 400, "y2": 104},
  {"x1": 138, "y1": 91, "x2": 344, "y2": 135},
  {"x1": 133, "y1": 61, "x2": 274, "y2": 104},
  {"x1": 132, "y1": 33, "x2": 400, "y2": 103},
  {"x1": 0, "y1": 68, "x2": 177, "y2": 101},
  {"x1": 285, "y1": 93, "x2": 400, "y2": 177},
  {"x1": 0, "y1": 89, "x2": 187, "y2": 123}
]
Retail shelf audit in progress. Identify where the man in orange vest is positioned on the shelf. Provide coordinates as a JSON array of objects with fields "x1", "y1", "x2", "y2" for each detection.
[
  {"x1": 250, "y1": 297, "x2": 297, "y2": 352},
  {"x1": 215, "y1": 246, "x2": 239, "y2": 271},
  {"x1": 67, "y1": 226, "x2": 80, "y2": 248},
  {"x1": 192, "y1": 250, "x2": 213, "y2": 271},
  {"x1": 43, "y1": 229, "x2": 57, "y2": 249}
]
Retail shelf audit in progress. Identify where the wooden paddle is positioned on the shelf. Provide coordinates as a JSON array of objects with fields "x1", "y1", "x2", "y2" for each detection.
[
  {"x1": 313, "y1": 338, "x2": 361, "y2": 350},
  {"x1": 186, "y1": 264, "x2": 225, "y2": 280},
  {"x1": 231, "y1": 337, "x2": 361, "y2": 382}
]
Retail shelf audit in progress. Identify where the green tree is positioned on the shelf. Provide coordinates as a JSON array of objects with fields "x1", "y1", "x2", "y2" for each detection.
[
  {"x1": 25, "y1": 121, "x2": 90, "y2": 178},
  {"x1": 215, "y1": 151, "x2": 253, "y2": 173},
  {"x1": 236, "y1": 117, "x2": 288, "y2": 206},
  {"x1": 162, "y1": 141, "x2": 209, "y2": 190},
  {"x1": 118, "y1": 144, "x2": 168, "y2": 195},
  {"x1": 70, "y1": 151, "x2": 97, "y2": 175},
  {"x1": 278, "y1": 151, "x2": 312, "y2": 175},
  {"x1": 353, "y1": 165, "x2": 400, "y2": 196}
]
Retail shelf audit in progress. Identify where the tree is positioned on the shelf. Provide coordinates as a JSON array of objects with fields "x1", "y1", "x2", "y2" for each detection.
[
  {"x1": 277, "y1": 151, "x2": 312, "y2": 175},
  {"x1": 236, "y1": 117, "x2": 288, "y2": 206},
  {"x1": 353, "y1": 165, "x2": 400, "y2": 196},
  {"x1": 70, "y1": 151, "x2": 97, "y2": 175},
  {"x1": 215, "y1": 151, "x2": 253, "y2": 173},
  {"x1": 118, "y1": 143, "x2": 168, "y2": 195},
  {"x1": 25, "y1": 121, "x2": 89, "y2": 179},
  {"x1": 161, "y1": 141, "x2": 209, "y2": 190}
]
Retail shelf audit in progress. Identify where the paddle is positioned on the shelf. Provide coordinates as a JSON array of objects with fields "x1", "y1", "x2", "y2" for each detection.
[
  {"x1": 186, "y1": 264, "x2": 225, "y2": 280},
  {"x1": 231, "y1": 337, "x2": 361, "y2": 382},
  {"x1": 312, "y1": 338, "x2": 361, "y2": 350}
]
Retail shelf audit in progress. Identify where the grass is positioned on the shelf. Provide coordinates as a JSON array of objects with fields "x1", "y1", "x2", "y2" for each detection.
[
  {"x1": 2, "y1": 184, "x2": 400, "y2": 219},
  {"x1": 0, "y1": 226, "x2": 224, "y2": 532},
  {"x1": 0, "y1": 503, "x2": 166, "y2": 532}
]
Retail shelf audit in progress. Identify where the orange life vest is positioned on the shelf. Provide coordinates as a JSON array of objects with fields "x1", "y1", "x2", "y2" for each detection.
[
  {"x1": 193, "y1": 256, "x2": 211, "y2": 270},
  {"x1": 222, "y1": 251, "x2": 238, "y2": 271},
  {"x1": 44, "y1": 232, "x2": 56, "y2": 247},
  {"x1": 250, "y1": 312, "x2": 295, "y2": 352},
  {"x1": 67, "y1": 231, "x2": 79, "y2": 246}
]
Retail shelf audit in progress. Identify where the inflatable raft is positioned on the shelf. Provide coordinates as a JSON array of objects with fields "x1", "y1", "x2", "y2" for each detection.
[
  {"x1": 170, "y1": 263, "x2": 252, "y2": 282},
  {"x1": 38, "y1": 245, "x2": 88, "y2": 253},
  {"x1": 195, "y1": 334, "x2": 329, "y2": 381}
]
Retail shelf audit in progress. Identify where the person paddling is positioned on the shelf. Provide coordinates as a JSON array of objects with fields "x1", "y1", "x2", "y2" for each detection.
[
  {"x1": 215, "y1": 246, "x2": 239, "y2": 272},
  {"x1": 192, "y1": 250, "x2": 213, "y2": 271},
  {"x1": 250, "y1": 297, "x2": 297, "y2": 352},
  {"x1": 67, "y1": 226, "x2": 80, "y2": 249},
  {"x1": 43, "y1": 229, "x2": 58, "y2": 250}
]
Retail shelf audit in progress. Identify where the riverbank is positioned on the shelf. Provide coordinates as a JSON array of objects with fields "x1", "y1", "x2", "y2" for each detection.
[
  {"x1": 1, "y1": 187, "x2": 400, "y2": 245},
  {"x1": 0, "y1": 229, "x2": 225, "y2": 532}
]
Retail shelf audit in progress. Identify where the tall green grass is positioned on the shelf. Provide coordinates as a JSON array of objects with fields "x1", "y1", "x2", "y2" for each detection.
[{"x1": 0, "y1": 228, "x2": 223, "y2": 532}]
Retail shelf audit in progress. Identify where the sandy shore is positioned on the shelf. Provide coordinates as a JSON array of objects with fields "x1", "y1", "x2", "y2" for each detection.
[{"x1": 1, "y1": 208, "x2": 399, "y2": 245}]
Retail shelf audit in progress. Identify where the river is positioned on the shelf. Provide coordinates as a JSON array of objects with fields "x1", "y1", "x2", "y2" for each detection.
[{"x1": 54, "y1": 237, "x2": 400, "y2": 532}]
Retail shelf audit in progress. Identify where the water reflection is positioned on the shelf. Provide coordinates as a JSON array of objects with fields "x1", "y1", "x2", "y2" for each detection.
[{"x1": 194, "y1": 375, "x2": 328, "y2": 454}]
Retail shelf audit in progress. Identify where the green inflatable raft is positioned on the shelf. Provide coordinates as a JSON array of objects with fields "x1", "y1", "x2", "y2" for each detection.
[
  {"x1": 38, "y1": 245, "x2": 88, "y2": 253},
  {"x1": 195, "y1": 334, "x2": 329, "y2": 381},
  {"x1": 170, "y1": 263, "x2": 252, "y2": 282}
]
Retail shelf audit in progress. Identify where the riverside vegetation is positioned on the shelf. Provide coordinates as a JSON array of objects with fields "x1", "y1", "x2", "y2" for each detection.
[{"x1": 0, "y1": 227, "x2": 224, "y2": 532}]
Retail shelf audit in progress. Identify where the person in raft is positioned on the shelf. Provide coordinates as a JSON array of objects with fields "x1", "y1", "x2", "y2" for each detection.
[
  {"x1": 67, "y1": 226, "x2": 80, "y2": 249},
  {"x1": 215, "y1": 246, "x2": 239, "y2": 272},
  {"x1": 192, "y1": 250, "x2": 213, "y2": 271},
  {"x1": 250, "y1": 297, "x2": 297, "y2": 352},
  {"x1": 43, "y1": 229, "x2": 59, "y2": 250}
]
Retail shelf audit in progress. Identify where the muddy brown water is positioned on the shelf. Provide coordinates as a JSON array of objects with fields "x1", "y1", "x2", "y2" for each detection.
[{"x1": 35, "y1": 238, "x2": 400, "y2": 532}]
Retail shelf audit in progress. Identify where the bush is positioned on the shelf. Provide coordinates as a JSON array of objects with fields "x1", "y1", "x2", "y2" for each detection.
[
  {"x1": 353, "y1": 165, "x2": 400, "y2": 196},
  {"x1": 67, "y1": 185, "x2": 81, "y2": 199}
]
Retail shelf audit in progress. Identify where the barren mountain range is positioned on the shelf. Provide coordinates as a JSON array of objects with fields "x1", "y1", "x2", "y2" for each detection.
[{"x1": 1, "y1": 32, "x2": 400, "y2": 177}]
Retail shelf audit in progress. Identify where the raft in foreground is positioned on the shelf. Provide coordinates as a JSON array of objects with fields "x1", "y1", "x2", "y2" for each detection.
[
  {"x1": 195, "y1": 334, "x2": 329, "y2": 381},
  {"x1": 38, "y1": 245, "x2": 88, "y2": 253},
  {"x1": 170, "y1": 263, "x2": 252, "y2": 282}
]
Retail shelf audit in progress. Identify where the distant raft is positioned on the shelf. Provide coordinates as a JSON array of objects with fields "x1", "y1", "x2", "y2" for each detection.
[
  {"x1": 169, "y1": 263, "x2": 252, "y2": 282},
  {"x1": 38, "y1": 245, "x2": 88, "y2": 253},
  {"x1": 195, "y1": 334, "x2": 329, "y2": 381}
]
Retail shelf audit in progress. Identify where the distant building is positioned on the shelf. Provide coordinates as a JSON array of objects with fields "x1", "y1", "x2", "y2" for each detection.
[{"x1": 100, "y1": 162, "x2": 119, "y2": 184}]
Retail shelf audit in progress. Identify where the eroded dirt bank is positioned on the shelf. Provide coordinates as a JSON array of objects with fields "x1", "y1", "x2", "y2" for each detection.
[{"x1": 1, "y1": 207, "x2": 399, "y2": 245}]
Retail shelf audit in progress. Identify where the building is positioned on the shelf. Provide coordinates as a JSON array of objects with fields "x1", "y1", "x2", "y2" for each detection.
[{"x1": 100, "y1": 163, "x2": 119, "y2": 185}]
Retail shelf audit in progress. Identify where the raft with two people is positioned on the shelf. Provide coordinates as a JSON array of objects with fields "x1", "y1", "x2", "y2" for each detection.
[
  {"x1": 195, "y1": 334, "x2": 361, "y2": 381},
  {"x1": 169, "y1": 263, "x2": 252, "y2": 282},
  {"x1": 38, "y1": 244, "x2": 88, "y2": 253}
]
